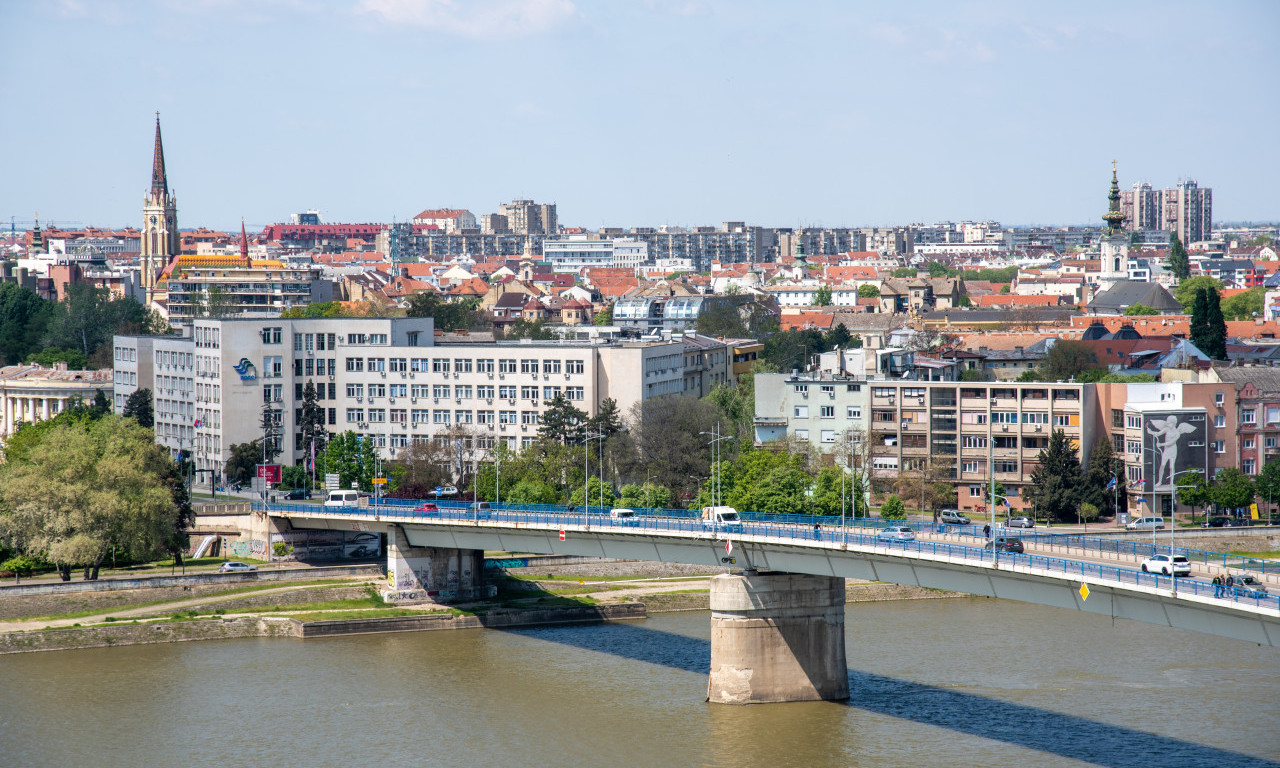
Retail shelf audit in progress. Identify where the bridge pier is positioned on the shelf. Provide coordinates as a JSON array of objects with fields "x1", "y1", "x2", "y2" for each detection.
[
  {"x1": 383, "y1": 526, "x2": 490, "y2": 604},
  {"x1": 707, "y1": 572, "x2": 848, "y2": 704}
]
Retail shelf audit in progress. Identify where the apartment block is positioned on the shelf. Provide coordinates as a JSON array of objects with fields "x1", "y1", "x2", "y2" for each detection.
[
  {"x1": 115, "y1": 318, "x2": 688, "y2": 484},
  {"x1": 165, "y1": 264, "x2": 333, "y2": 323},
  {"x1": 753, "y1": 373, "x2": 871, "y2": 456}
]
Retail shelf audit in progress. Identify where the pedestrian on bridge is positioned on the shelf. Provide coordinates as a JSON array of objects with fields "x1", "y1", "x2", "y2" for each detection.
[
  {"x1": 813, "y1": 522, "x2": 821, "y2": 540},
  {"x1": 983, "y1": 524, "x2": 991, "y2": 539},
  {"x1": 1212, "y1": 575, "x2": 1223, "y2": 598}
]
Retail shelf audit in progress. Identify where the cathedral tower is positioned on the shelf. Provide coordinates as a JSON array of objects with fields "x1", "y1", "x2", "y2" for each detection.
[
  {"x1": 141, "y1": 113, "x2": 179, "y2": 302},
  {"x1": 1099, "y1": 161, "x2": 1130, "y2": 288}
]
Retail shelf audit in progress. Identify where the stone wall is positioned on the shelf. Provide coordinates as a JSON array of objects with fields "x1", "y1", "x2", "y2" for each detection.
[
  {"x1": 0, "y1": 617, "x2": 300, "y2": 654},
  {"x1": 299, "y1": 603, "x2": 646, "y2": 638},
  {"x1": 0, "y1": 564, "x2": 382, "y2": 600}
]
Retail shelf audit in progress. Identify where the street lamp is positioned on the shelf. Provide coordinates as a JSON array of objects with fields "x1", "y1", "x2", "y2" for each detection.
[{"x1": 700, "y1": 423, "x2": 732, "y2": 508}]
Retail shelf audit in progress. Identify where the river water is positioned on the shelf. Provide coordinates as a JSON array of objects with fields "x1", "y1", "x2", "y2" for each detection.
[{"x1": 2, "y1": 598, "x2": 1278, "y2": 767}]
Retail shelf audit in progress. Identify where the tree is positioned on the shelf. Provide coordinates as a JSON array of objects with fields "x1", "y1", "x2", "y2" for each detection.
[
  {"x1": 539, "y1": 393, "x2": 588, "y2": 444},
  {"x1": 811, "y1": 285, "x2": 832, "y2": 306},
  {"x1": 281, "y1": 301, "x2": 349, "y2": 318},
  {"x1": 881, "y1": 494, "x2": 906, "y2": 519},
  {"x1": 1082, "y1": 438, "x2": 1123, "y2": 518},
  {"x1": 625, "y1": 395, "x2": 725, "y2": 503},
  {"x1": 1210, "y1": 467, "x2": 1254, "y2": 513},
  {"x1": 569, "y1": 476, "x2": 616, "y2": 508},
  {"x1": 1221, "y1": 287, "x2": 1265, "y2": 320},
  {"x1": 1254, "y1": 458, "x2": 1280, "y2": 523},
  {"x1": 298, "y1": 381, "x2": 328, "y2": 460},
  {"x1": 1025, "y1": 429, "x2": 1083, "y2": 523},
  {"x1": 24, "y1": 346, "x2": 88, "y2": 369},
  {"x1": 504, "y1": 318, "x2": 557, "y2": 340},
  {"x1": 1167, "y1": 234, "x2": 1191, "y2": 280},
  {"x1": 121, "y1": 388, "x2": 154, "y2": 428},
  {"x1": 260, "y1": 403, "x2": 282, "y2": 464},
  {"x1": 1175, "y1": 473, "x2": 1211, "y2": 523},
  {"x1": 1174, "y1": 276, "x2": 1223, "y2": 311},
  {"x1": 1192, "y1": 287, "x2": 1228, "y2": 360},
  {"x1": 593, "y1": 306, "x2": 613, "y2": 325},
  {"x1": 1038, "y1": 340, "x2": 1103, "y2": 382},
  {"x1": 588, "y1": 397, "x2": 623, "y2": 438},
  {"x1": 858, "y1": 284, "x2": 880, "y2": 299},
  {"x1": 507, "y1": 478, "x2": 559, "y2": 505},
  {"x1": 224, "y1": 440, "x2": 263, "y2": 484},
  {"x1": 387, "y1": 433, "x2": 459, "y2": 497},
  {"x1": 405, "y1": 292, "x2": 485, "y2": 331},
  {"x1": 926, "y1": 261, "x2": 949, "y2": 278},
  {"x1": 0, "y1": 416, "x2": 185, "y2": 580},
  {"x1": 617, "y1": 482, "x2": 671, "y2": 510},
  {"x1": 0, "y1": 282, "x2": 53, "y2": 365},
  {"x1": 1078, "y1": 502, "x2": 1100, "y2": 524},
  {"x1": 199, "y1": 285, "x2": 234, "y2": 318},
  {"x1": 317, "y1": 431, "x2": 380, "y2": 492},
  {"x1": 1124, "y1": 304, "x2": 1160, "y2": 316},
  {"x1": 823, "y1": 323, "x2": 851, "y2": 350},
  {"x1": 891, "y1": 267, "x2": 916, "y2": 278}
]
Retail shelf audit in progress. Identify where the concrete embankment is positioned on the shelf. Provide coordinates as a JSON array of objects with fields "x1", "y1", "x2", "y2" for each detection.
[
  {"x1": 0, "y1": 603, "x2": 647, "y2": 654},
  {"x1": 636, "y1": 581, "x2": 963, "y2": 614}
]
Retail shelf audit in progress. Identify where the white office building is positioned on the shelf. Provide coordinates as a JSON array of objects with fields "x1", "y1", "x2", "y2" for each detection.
[
  {"x1": 542, "y1": 236, "x2": 648, "y2": 272},
  {"x1": 115, "y1": 318, "x2": 688, "y2": 483}
]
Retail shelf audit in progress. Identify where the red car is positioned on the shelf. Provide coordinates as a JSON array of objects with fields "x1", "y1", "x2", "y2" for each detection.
[{"x1": 415, "y1": 502, "x2": 439, "y2": 514}]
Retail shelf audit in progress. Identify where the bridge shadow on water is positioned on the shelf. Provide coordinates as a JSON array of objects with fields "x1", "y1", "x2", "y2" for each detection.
[{"x1": 504, "y1": 622, "x2": 1279, "y2": 768}]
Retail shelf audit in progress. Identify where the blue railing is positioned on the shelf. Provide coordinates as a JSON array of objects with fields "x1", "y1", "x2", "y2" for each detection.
[{"x1": 257, "y1": 501, "x2": 1279, "y2": 612}]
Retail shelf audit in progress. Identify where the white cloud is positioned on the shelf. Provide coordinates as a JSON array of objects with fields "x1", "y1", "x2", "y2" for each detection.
[{"x1": 356, "y1": 0, "x2": 576, "y2": 39}]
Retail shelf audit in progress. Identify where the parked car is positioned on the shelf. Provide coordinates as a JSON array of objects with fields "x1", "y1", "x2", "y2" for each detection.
[
  {"x1": 876, "y1": 526, "x2": 916, "y2": 543},
  {"x1": 1140, "y1": 554, "x2": 1191, "y2": 577},
  {"x1": 1004, "y1": 516, "x2": 1035, "y2": 529},
  {"x1": 939, "y1": 510, "x2": 970, "y2": 525},
  {"x1": 435, "y1": 485, "x2": 459, "y2": 496},
  {"x1": 218, "y1": 561, "x2": 257, "y2": 573},
  {"x1": 1232, "y1": 575, "x2": 1269, "y2": 597},
  {"x1": 1126, "y1": 516, "x2": 1165, "y2": 531},
  {"x1": 984, "y1": 536, "x2": 1024, "y2": 553},
  {"x1": 284, "y1": 488, "x2": 310, "y2": 500},
  {"x1": 1202, "y1": 516, "x2": 1250, "y2": 528}
]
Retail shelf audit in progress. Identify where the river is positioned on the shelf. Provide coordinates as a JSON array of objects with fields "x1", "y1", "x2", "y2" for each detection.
[{"x1": 2, "y1": 598, "x2": 1277, "y2": 767}]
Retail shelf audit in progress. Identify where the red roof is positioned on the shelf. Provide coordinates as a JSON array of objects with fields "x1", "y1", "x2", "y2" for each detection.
[{"x1": 412, "y1": 209, "x2": 470, "y2": 220}]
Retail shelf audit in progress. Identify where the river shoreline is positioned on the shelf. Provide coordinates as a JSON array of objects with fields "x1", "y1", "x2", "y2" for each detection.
[{"x1": 0, "y1": 580, "x2": 960, "y2": 654}]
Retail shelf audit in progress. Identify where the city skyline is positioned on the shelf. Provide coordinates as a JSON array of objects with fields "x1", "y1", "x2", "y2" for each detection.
[{"x1": 2, "y1": 0, "x2": 1277, "y2": 231}]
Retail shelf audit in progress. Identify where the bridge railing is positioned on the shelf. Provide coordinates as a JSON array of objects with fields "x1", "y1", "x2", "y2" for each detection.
[{"x1": 257, "y1": 502, "x2": 1280, "y2": 611}]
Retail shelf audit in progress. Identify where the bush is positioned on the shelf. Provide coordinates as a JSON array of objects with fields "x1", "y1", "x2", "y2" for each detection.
[
  {"x1": 1078, "y1": 502, "x2": 1100, "y2": 523},
  {"x1": 1, "y1": 555, "x2": 40, "y2": 579},
  {"x1": 881, "y1": 495, "x2": 906, "y2": 519}
]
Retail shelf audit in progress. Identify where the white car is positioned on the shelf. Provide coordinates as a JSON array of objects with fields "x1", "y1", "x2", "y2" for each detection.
[
  {"x1": 1140, "y1": 554, "x2": 1191, "y2": 577},
  {"x1": 437, "y1": 485, "x2": 459, "y2": 496},
  {"x1": 876, "y1": 526, "x2": 916, "y2": 543},
  {"x1": 218, "y1": 561, "x2": 258, "y2": 573}
]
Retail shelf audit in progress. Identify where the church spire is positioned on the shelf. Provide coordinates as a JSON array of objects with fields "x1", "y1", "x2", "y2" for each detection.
[
  {"x1": 1103, "y1": 160, "x2": 1125, "y2": 236},
  {"x1": 240, "y1": 218, "x2": 250, "y2": 263},
  {"x1": 151, "y1": 112, "x2": 169, "y2": 199}
]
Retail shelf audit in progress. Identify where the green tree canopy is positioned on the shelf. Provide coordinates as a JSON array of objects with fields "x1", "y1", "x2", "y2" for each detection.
[
  {"x1": 812, "y1": 285, "x2": 833, "y2": 306},
  {"x1": 0, "y1": 415, "x2": 184, "y2": 580},
  {"x1": 1221, "y1": 287, "x2": 1264, "y2": 321},
  {"x1": 539, "y1": 393, "x2": 588, "y2": 444},
  {"x1": 1174, "y1": 276, "x2": 1223, "y2": 311},
  {"x1": 857, "y1": 284, "x2": 880, "y2": 298},
  {"x1": 0, "y1": 282, "x2": 53, "y2": 365},
  {"x1": 593, "y1": 306, "x2": 613, "y2": 325},
  {"x1": 317, "y1": 431, "x2": 380, "y2": 492},
  {"x1": 926, "y1": 261, "x2": 949, "y2": 277},
  {"x1": 1123, "y1": 304, "x2": 1160, "y2": 316},
  {"x1": 880, "y1": 494, "x2": 906, "y2": 519},
  {"x1": 1037, "y1": 340, "x2": 1103, "y2": 382},
  {"x1": 122, "y1": 388, "x2": 154, "y2": 428},
  {"x1": 1191, "y1": 287, "x2": 1227, "y2": 360},
  {"x1": 1210, "y1": 467, "x2": 1254, "y2": 512},
  {"x1": 405, "y1": 292, "x2": 485, "y2": 331},
  {"x1": 891, "y1": 267, "x2": 916, "y2": 278},
  {"x1": 617, "y1": 482, "x2": 671, "y2": 510},
  {"x1": 504, "y1": 318, "x2": 557, "y2": 340},
  {"x1": 1025, "y1": 429, "x2": 1083, "y2": 523},
  {"x1": 1167, "y1": 234, "x2": 1191, "y2": 280},
  {"x1": 24, "y1": 346, "x2": 88, "y2": 369}
]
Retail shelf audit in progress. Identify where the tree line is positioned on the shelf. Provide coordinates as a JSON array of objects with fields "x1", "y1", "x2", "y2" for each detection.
[{"x1": 0, "y1": 282, "x2": 169, "y2": 369}]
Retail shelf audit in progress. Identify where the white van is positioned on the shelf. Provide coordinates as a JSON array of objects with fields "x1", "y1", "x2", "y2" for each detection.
[
  {"x1": 1125, "y1": 516, "x2": 1165, "y2": 531},
  {"x1": 325, "y1": 490, "x2": 365, "y2": 508},
  {"x1": 609, "y1": 508, "x2": 640, "y2": 526},
  {"x1": 702, "y1": 505, "x2": 743, "y2": 531}
]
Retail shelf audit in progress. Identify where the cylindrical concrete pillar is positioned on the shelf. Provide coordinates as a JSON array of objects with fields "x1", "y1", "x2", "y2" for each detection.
[{"x1": 707, "y1": 572, "x2": 848, "y2": 704}]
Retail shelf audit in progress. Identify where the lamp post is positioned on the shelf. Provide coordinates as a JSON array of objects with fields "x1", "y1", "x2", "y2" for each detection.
[
  {"x1": 700, "y1": 424, "x2": 731, "y2": 508},
  {"x1": 584, "y1": 431, "x2": 605, "y2": 517}
]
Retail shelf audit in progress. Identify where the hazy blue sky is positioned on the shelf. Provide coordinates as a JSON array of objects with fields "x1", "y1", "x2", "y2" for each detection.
[{"x1": 2, "y1": 0, "x2": 1276, "y2": 232}]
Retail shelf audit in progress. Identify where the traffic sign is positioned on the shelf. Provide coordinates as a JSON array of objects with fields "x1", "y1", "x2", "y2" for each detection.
[
  {"x1": 725, "y1": 540, "x2": 732, "y2": 556},
  {"x1": 325, "y1": 473, "x2": 340, "y2": 491},
  {"x1": 558, "y1": 530, "x2": 566, "y2": 541},
  {"x1": 372, "y1": 477, "x2": 387, "y2": 485}
]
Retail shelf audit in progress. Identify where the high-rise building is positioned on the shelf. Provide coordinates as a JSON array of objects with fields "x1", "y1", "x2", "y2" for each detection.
[
  {"x1": 498, "y1": 199, "x2": 558, "y2": 235},
  {"x1": 141, "y1": 114, "x2": 179, "y2": 305},
  {"x1": 1119, "y1": 178, "x2": 1212, "y2": 244}
]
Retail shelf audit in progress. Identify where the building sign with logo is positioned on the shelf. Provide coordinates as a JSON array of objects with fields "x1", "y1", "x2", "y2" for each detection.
[
  {"x1": 256, "y1": 464, "x2": 282, "y2": 484},
  {"x1": 233, "y1": 358, "x2": 257, "y2": 381}
]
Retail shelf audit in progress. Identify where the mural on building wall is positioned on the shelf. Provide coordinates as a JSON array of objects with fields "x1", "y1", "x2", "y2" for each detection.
[{"x1": 1141, "y1": 411, "x2": 1208, "y2": 493}]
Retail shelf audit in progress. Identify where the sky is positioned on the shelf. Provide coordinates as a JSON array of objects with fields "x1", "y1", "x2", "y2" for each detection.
[{"x1": 2, "y1": 0, "x2": 1277, "y2": 233}]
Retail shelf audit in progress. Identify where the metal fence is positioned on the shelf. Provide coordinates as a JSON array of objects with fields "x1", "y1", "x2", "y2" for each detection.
[{"x1": 257, "y1": 501, "x2": 1278, "y2": 612}]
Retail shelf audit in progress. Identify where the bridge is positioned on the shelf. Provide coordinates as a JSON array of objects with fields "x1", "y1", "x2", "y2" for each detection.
[{"x1": 259, "y1": 501, "x2": 1280, "y2": 704}]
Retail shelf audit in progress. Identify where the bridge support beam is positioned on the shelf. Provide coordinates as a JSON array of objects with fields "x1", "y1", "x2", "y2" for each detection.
[
  {"x1": 383, "y1": 526, "x2": 490, "y2": 604},
  {"x1": 707, "y1": 572, "x2": 848, "y2": 704}
]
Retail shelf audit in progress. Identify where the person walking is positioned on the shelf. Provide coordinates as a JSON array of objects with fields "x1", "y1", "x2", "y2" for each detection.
[
  {"x1": 813, "y1": 521, "x2": 821, "y2": 540},
  {"x1": 1212, "y1": 575, "x2": 1222, "y2": 598},
  {"x1": 1225, "y1": 573, "x2": 1235, "y2": 595},
  {"x1": 983, "y1": 523, "x2": 991, "y2": 539}
]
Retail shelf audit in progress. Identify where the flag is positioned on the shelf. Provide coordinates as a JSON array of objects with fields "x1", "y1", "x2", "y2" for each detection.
[
  {"x1": 1105, "y1": 477, "x2": 1116, "y2": 491},
  {"x1": 193, "y1": 419, "x2": 202, "y2": 428},
  {"x1": 1128, "y1": 477, "x2": 1146, "y2": 488},
  {"x1": 1003, "y1": 498, "x2": 1011, "y2": 508}
]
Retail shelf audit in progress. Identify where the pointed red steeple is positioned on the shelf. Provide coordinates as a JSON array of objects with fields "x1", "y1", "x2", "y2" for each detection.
[
  {"x1": 151, "y1": 112, "x2": 168, "y2": 198},
  {"x1": 240, "y1": 218, "x2": 250, "y2": 264}
]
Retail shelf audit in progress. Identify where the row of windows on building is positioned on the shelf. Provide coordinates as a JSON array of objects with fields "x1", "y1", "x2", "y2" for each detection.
[{"x1": 341, "y1": 408, "x2": 550, "y2": 426}]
